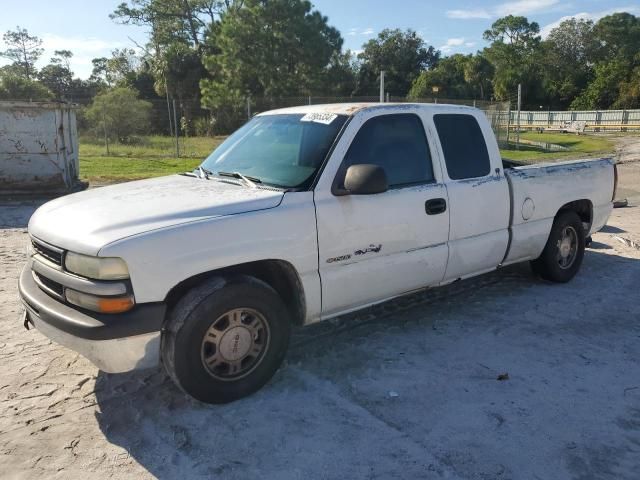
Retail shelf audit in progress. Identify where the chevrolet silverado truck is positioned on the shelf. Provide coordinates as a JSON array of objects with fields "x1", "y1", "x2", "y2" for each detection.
[{"x1": 19, "y1": 103, "x2": 617, "y2": 404}]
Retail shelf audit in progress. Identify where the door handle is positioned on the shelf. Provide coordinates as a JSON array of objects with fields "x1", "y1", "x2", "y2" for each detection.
[{"x1": 425, "y1": 198, "x2": 447, "y2": 215}]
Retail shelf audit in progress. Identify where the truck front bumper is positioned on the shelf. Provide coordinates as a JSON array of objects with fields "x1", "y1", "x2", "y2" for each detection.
[{"x1": 18, "y1": 265, "x2": 166, "y2": 373}]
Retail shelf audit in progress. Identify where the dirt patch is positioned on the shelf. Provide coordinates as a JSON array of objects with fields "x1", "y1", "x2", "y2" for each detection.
[{"x1": 1, "y1": 195, "x2": 640, "y2": 479}]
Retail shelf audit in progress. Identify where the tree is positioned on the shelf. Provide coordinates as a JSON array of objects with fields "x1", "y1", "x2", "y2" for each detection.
[
  {"x1": 320, "y1": 50, "x2": 358, "y2": 96},
  {"x1": 111, "y1": 0, "x2": 244, "y2": 47},
  {"x1": 570, "y1": 13, "x2": 640, "y2": 109},
  {"x1": 90, "y1": 57, "x2": 112, "y2": 86},
  {"x1": 541, "y1": 18, "x2": 598, "y2": 108},
  {"x1": 0, "y1": 27, "x2": 44, "y2": 79},
  {"x1": 202, "y1": 0, "x2": 343, "y2": 101},
  {"x1": 571, "y1": 61, "x2": 628, "y2": 109},
  {"x1": 615, "y1": 66, "x2": 640, "y2": 108},
  {"x1": 85, "y1": 87, "x2": 153, "y2": 142},
  {"x1": 110, "y1": 1, "x2": 245, "y2": 132},
  {"x1": 356, "y1": 29, "x2": 440, "y2": 96},
  {"x1": 409, "y1": 54, "x2": 475, "y2": 99},
  {"x1": 482, "y1": 16, "x2": 542, "y2": 103},
  {"x1": 463, "y1": 54, "x2": 494, "y2": 100},
  {"x1": 0, "y1": 70, "x2": 52, "y2": 100},
  {"x1": 483, "y1": 15, "x2": 540, "y2": 46},
  {"x1": 592, "y1": 12, "x2": 640, "y2": 63},
  {"x1": 38, "y1": 51, "x2": 75, "y2": 99},
  {"x1": 52, "y1": 50, "x2": 73, "y2": 70}
]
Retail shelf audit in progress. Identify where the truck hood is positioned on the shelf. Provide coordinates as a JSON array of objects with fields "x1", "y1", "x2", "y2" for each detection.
[{"x1": 28, "y1": 175, "x2": 284, "y2": 255}]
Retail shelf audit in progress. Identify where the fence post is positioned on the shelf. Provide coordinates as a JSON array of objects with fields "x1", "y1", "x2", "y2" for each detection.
[
  {"x1": 165, "y1": 87, "x2": 173, "y2": 137},
  {"x1": 101, "y1": 104, "x2": 110, "y2": 156},
  {"x1": 308, "y1": 96, "x2": 312, "y2": 105},
  {"x1": 247, "y1": 96, "x2": 251, "y2": 120},
  {"x1": 516, "y1": 84, "x2": 521, "y2": 150},
  {"x1": 379, "y1": 71, "x2": 385, "y2": 103},
  {"x1": 506, "y1": 102, "x2": 511, "y2": 146},
  {"x1": 173, "y1": 98, "x2": 180, "y2": 158}
]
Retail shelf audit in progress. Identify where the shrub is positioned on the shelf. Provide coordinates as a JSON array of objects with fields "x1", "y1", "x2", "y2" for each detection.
[{"x1": 85, "y1": 87, "x2": 152, "y2": 143}]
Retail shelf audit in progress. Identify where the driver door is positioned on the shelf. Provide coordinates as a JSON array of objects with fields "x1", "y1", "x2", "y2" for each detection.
[{"x1": 313, "y1": 111, "x2": 450, "y2": 317}]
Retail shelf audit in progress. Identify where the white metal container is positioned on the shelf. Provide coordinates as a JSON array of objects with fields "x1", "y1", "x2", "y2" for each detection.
[{"x1": 0, "y1": 101, "x2": 81, "y2": 194}]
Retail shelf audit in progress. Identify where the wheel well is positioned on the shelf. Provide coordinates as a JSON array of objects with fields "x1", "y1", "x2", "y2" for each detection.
[
  {"x1": 164, "y1": 260, "x2": 306, "y2": 326},
  {"x1": 557, "y1": 199, "x2": 592, "y2": 230}
]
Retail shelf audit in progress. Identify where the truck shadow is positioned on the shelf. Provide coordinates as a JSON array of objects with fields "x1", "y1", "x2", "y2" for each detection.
[
  {"x1": 93, "y1": 248, "x2": 640, "y2": 479},
  {"x1": 0, "y1": 201, "x2": 45, "y2": 229}
]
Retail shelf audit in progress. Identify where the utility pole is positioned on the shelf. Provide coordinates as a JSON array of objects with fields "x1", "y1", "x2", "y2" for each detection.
[
  {"x1": 516, "y1": 84, "x2": 522, "y2": 150},
  {"x1": 379, "y1": 71, "x2": 385, "y2": 103}
]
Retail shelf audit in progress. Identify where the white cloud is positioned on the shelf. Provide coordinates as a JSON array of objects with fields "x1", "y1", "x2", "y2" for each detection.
[
  {"x1": 0, "y1": 33, "x2": 139, "y2": 79},
  {"x1": 540, "y1": 6, "x2": 640, "y2": 37},
  {"x1": 439, "y1": 37, "x2": 468, "y2": 53},
  {"x1": 446, "y1": 9, "x2": 491, "y2": 19},
  {"x1": 40, "y1": 33, "x2": 125, "y2": 55},
  {"x1": 494, "y1": 0, "x2": 559, "y2": 16},
  {"x1": 465, "y1": 41, "x2": 476, "y2": 47},
  {"x1": 450, "y1": 0, "x2": 564, "y2": 20},
  {"x1": 347, "y1": 27, "x2": 375, "y2": 36}
]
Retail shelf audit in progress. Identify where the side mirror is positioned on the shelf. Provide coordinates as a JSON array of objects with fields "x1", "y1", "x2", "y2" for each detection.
[{"x1": 343, "y1": 164, "x2": 388, "y2": 195}]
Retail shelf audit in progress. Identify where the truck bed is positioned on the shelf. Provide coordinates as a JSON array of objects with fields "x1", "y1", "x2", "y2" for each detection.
[{"x1": 502, "y1": 157, "x2": 615, "y2": 264}]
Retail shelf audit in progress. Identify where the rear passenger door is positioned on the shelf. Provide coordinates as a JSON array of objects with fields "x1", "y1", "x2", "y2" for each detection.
[
  {"x1": 314, "y1": 111, "x2": 450, "y2": 317},
  {"x1": 432, "y1": 112, "x2": 510, "y2": 281}
]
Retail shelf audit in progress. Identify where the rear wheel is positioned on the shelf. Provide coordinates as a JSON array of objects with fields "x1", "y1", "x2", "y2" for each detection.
[
  {"x1": 162, "y1": 275, "x2": 291, "y2": 404},
  {"x1": 531, "y1": 211, "x2": 585, "y2": 283}
]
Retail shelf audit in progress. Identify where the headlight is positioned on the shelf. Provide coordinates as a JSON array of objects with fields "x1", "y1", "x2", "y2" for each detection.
[
  {"x1": 65, "y1": 288, "x2": 134, "y2": 314},
  {"x1": 65, "y1": 252, "x2": 130, "y2": 280}
]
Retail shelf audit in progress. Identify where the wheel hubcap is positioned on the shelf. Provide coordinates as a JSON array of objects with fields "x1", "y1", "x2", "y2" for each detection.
[
  {"x1": 556, "y1": 226, "x2": 578, "y2": 269},
  {"x1": 200, "y1": 308, "x2": 270, "y2": 381}
]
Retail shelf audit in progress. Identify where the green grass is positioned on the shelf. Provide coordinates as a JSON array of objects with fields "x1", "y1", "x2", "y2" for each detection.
[
  {"x1": 79, "y1": 135, "x2": 225, "y2": 183},
  {"x1": 499, "y1": 132, "x2": 615, "y2": 162},
  {"x1": 80, "y1": 132, "x2": 617, "y2": 183}
]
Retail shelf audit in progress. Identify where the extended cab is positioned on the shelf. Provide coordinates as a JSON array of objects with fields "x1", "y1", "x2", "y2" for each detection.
[{"x1": 19, "y1": 103, "x2": 616, "y2": 403}]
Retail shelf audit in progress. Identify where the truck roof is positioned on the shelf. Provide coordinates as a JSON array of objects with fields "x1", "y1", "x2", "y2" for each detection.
[{"x1": 259, "y1": 102, "x2": 477, "y2": 117}]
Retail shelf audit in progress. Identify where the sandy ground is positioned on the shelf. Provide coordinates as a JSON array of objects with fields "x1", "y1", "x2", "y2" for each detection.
[{"x1": 1, "y1": 140, "x2": 640, "y2": 479}]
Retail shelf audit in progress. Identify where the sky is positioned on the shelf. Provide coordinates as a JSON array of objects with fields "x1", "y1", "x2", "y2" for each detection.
[{"x1": 1, "y1": 0, "x2": 639, "y2": 79}]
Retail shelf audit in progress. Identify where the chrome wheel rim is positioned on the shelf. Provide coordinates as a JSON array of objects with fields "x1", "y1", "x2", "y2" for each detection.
[
  {"x1": 200, "y1": 308, "x2": 270, "y2": 381},
  {"x1": 556, "y1": 225, "x2": 578, "y2": 269}
]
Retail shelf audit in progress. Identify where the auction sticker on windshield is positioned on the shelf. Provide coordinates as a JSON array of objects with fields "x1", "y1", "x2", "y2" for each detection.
[{"x1": 301, "y1": 112, "x2": 338, "y2": 125}]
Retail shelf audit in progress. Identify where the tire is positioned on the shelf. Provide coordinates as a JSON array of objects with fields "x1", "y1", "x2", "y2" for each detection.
[
  {"x1": 162, "y1": 275, "x2": 291, "y2": 404},
  {"x1": 531, "y1": 211, "x2": 586, "y2": 283}
]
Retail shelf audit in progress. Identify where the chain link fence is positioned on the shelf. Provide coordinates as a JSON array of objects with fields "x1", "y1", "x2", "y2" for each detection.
[
  {"x1": 76, "y1": 95, "x2": 511, "y2": 153},
  {"x1": 68, "y1": 95, "x2": 511, "y2": 183}
]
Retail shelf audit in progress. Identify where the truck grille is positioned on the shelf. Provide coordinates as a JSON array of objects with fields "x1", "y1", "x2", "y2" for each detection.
[
  {"x1": 32, "y1": 239, "x2": 63, "y2": 266},
  {"x1": 32, "y1": 271, "x2": 64, "y2": 299}
]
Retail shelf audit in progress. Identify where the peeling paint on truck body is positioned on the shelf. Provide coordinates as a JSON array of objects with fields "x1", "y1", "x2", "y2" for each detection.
[{"x1": 0, "y1": 101, "x2": 81, "y2": 194}]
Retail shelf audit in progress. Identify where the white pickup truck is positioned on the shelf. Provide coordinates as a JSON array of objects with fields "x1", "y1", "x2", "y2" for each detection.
[{"x1": 19, "y1": 103, "x2": 617, "y2": 403}]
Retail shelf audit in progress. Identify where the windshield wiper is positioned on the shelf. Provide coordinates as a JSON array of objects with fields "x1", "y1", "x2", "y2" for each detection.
[
  {"x1": 195, "y1": 166, "x2": 214, "y2": 179},
  {"x1": 217, "y1": 171, "x2": 262, "y2": 188}
]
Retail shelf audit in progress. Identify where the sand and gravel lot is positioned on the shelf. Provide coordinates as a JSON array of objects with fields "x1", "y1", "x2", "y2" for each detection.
[{"x1": 1, "y1": 138, "x2": 639, "y2": 480}]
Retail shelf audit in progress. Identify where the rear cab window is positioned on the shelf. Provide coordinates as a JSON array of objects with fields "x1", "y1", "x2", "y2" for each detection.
[
  {"x1": 339, "y1": 113, "x2": 435, "y2": 189},
  {"x1": 433, "y1": 114, "x2": 491, "y2": 180}
]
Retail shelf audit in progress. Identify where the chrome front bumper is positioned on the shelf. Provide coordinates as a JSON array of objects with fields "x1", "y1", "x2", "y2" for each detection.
[
  {"x1": 26, "y1": 310, "x2": 161, "y2": 372},
  {"x1": 19, "y1": 265, "x2": 165, "y2": 373}
]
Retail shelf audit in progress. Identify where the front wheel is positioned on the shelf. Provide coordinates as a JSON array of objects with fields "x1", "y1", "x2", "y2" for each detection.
[
  {"x1": 531, "y1": 211, "x2": 586, "y2": 283},
  {"x1": 162, "y1": 275, "x2": 291, "y2": 404}
]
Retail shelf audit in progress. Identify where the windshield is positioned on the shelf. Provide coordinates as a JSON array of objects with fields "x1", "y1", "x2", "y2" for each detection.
[{"x1": 201, "y1": 113, "x2": 347, "y2": 189}]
